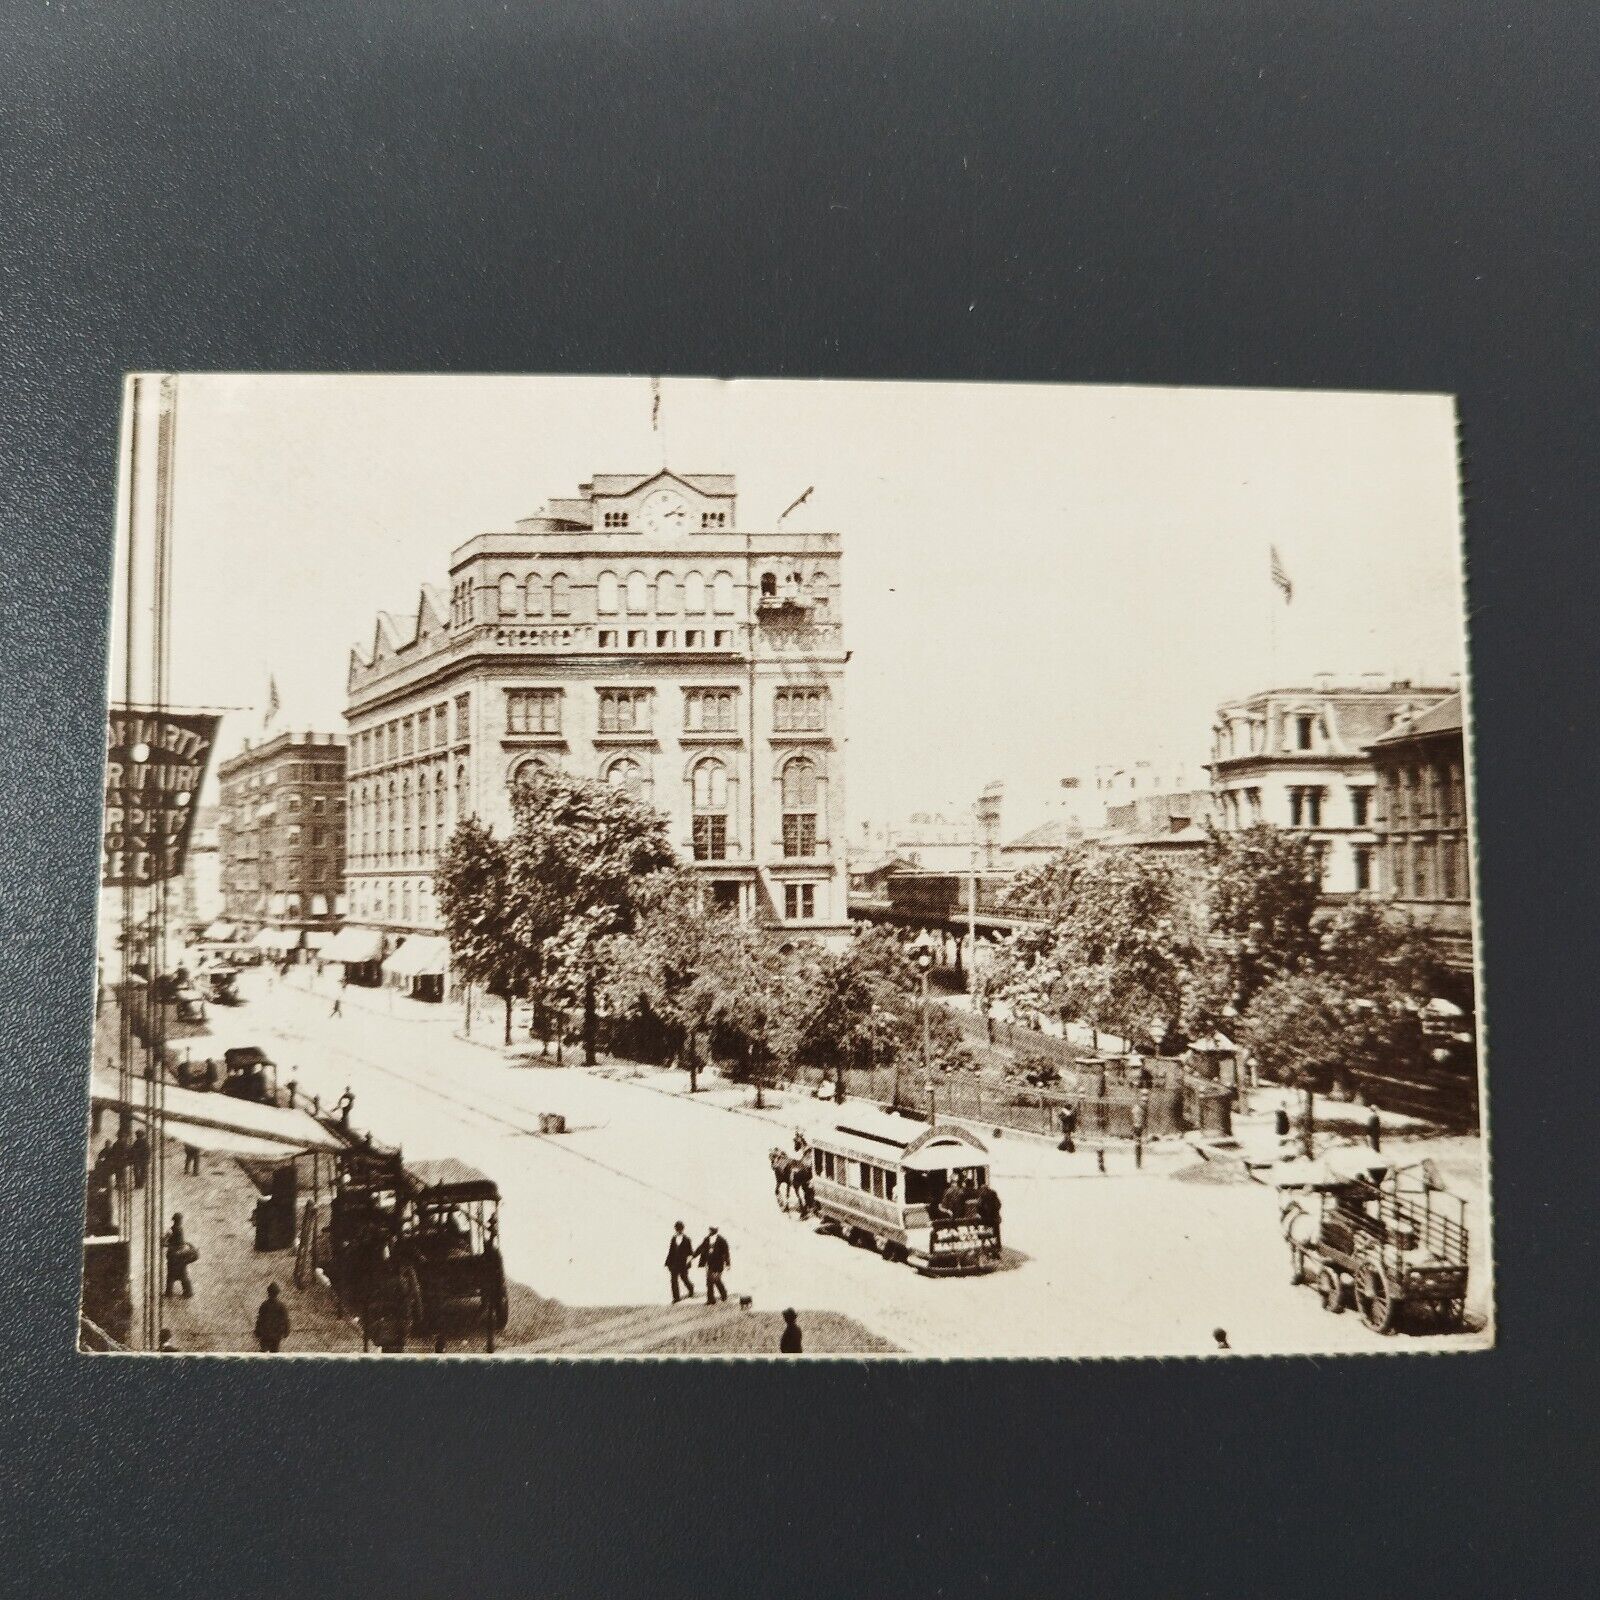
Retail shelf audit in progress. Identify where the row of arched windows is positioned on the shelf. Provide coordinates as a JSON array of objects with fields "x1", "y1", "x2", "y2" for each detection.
[
  {"x1": 468, "y1": 567, "x2": 836, "y2": 624},
  {"x1": 594, "y1": 569, "x2": 738, "y2": 616},
  {"x1": 352, "y1": 876, "x2": 432, "y2": 926},
  {"x1": 494, "y1": 572, "x2": 573, "y2": 619}
]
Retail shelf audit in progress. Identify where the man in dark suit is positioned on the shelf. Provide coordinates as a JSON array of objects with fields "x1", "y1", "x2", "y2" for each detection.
[
  {"x1": 695, "y1": 1227, "x2": 730, "y2": 1304},
  {"x1": 665, "y1": 1220, "x2": 695, "y2": 1303}
]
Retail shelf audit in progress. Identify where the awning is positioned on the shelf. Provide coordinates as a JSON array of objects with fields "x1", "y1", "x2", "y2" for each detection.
[
  {"x1": 250, "y1": 928, "x2": 276, "y2": 950},
  {"x1": 384, "y1": 935, "x2": 448, "y2": 979},
  {"x1": 201, "y1": 920, "x2": 237, "y2": 942},
  {"x1": 303, "y1": 931, "x2": 331, "y2": 951},
  {"x1": 324, "y1": 925, "x2": 386, "y2": 963},
  {"x1": 90, "y1": 1071, "x2": 344, "y2": 1155}
]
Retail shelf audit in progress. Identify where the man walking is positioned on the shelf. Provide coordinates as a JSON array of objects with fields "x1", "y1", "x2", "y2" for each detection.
[
  {"x1": 695, "y1": 1226, "x2": 730, "y2": 1305},
  {"x1": 164, "y1": 1212, "x2": 195, "y2": 1299},
  {"x1": 254, "y1": 1282, "x2": 291, "y2": 1353},
  {"x1": 330, "y1": 981, "x2": 344, "y2": 1018},
  {"x1": 182, "y1": 1142, "x2": 201, "y2": 1175},
  {"x1": 665, "y1": 1220, "x2": 695, "y2": 1304}
]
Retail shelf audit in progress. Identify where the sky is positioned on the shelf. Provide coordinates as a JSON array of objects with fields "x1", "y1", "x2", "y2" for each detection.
[{"x1": 112, "y1": 374, "x2": 1468, "y2": 837}]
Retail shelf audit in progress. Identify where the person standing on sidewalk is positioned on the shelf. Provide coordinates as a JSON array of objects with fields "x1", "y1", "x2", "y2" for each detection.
[
  {"x1": 695, "y1": 1227, "x2": 730, "y2": 1304},
  {"x1": 254, "y1": 1283, "x2": 291, "y2": 1353},
  {"x1": 665, "y1": 1221, "x2": 696, "y2": 1304},
  {"x1": 779, "y1": 1308, "x2": 803, "y2": 1353},
  {"x1": 129, "y1": 1128, "x2": 149, "y2": 1190},
  {"x1": 182, "y1": 1142, "x2": 201, "y2": 1175}
]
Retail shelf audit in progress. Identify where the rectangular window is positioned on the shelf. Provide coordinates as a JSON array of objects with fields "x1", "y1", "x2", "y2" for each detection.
[
  {"x1": 1353, "y1": 845, "x2": 1372, "y2": 892},
  {"x1": 701, "y1": 511, "x2": 727, "y2": 528},
  {"x1": 598, "y1": 689, "x2": 652, "y2": 735},
  {"x1": 1296, "y1": 714, "x2": 1314, "y2": 750},
  {"x1": 1288, "y1": 788, "x2": 1304, "y2": 828},
  {"x1": 506, "y1": 689, "x2": 561, "y2": 734},
  {"x1": 685, "y1": 689, "x2": 737, "y2": 733},
  {"x1": 685, "y1": 629, "x2": 705, "y2": 648},
  {"x1": 784, "y1": 883, "x2": 816, "y2": 920},
  {"x1": 1305, "y1": 787, "x2": 1324, "y2": 828},
  {"x1": 598, "y1": 629, "x2": 618, "y2": 648},
  {"x1": 1440, "y1": 842, "x2": 1458, "y2": 899},
  {"x1": 603, "y1": 510, "x2": 630, "y2": 529},
  {"x1": 626, "y1": 629, "x2": 647, "y2": 649},
  {"x1": 775, "y1": 686, "x2": 826, "y2": 732},
  {"x1": 692, "y1": 814, "x2": 727, "y2": 861},
  {"x1": 783, "y1": 814, "x2": 817, "y2": 857},
  {"x1": 402, "y1": 718, "x2": 415, "y2": 756},
  {"x1": 656, "y1": 630, "x2": 677, "y2": 649},
  {"x1": 454, "y1": 695, "x2": 470, "y2": 742},
  {"x1": 713, "y1": 629, "x2": 733, "y2": 649},
  {"x1": 1350, "y1": 786, "x2": 1371, "y2": 828}
]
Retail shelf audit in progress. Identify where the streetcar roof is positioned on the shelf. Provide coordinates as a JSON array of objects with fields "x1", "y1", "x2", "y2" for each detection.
[{"x1": 811, "y1": 1108, "x2": 988, "y2": 1166}]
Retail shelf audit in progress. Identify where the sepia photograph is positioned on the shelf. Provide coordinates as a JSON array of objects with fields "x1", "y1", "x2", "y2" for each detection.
[{"x1": 83, "y1": 372, "x2": 1488, "y2": 1359}]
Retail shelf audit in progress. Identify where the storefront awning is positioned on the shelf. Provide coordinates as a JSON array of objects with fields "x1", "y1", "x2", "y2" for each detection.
[
  {"x1": 250, "y1": 928, "x2": 276, "y2": 950},
  {"x1": 324, "y1": 925, "x2": 386, "y2": 964},
  {"x1": 200, "y1": 920, "x2": 237, "y2": 942},
  {"x1": 89, "y1": 1071, "x2": 344, "y2": 1155},
  {"x1": 384, "y1": 935, "x2": 448, "y2": 978},
  {"x1": 303, "y1": 931, "x2": 331, "y2": 951}
]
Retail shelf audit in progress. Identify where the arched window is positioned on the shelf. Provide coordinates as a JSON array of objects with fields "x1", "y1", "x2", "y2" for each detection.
[
  {"x1": 386, "y1": 881, "x2": 396, "y2": 922},
  {"x1": 550, "y1": 573, "x2": 571, "y2": 616},
  {"x1": 596, "y1": 571, "x2": 619, "y2": 614},
  {"x1": 760, "y1": 571, "x2": 778, "y2": 599},
  {"x1": 712, "y1": 570, "x2": 735, "y2": 613},
  {"x1": 511, "y1": 756, "x2": 551, "y2": 798},
  {"x1": 454, "y1": 761, "x2": 470, "y2": 823},
  {"x1": 386, "y1": 779, "x2": 397, "y2": 859},
  {"x1": 401, "y1": 773, "x2": 412, "y2": 858},
  {"x1": 626, "y1": 570, "x2": 649, "y2": 613},
  {"x1": 402, "y1": 882, "x2": 413, "y2": 923},
  {"x1": 524, "y1": 573, "x2": 545, "y2": 616},
  {"x1": 811, "y1": 571, "x2": 830, "y2": 616},
  {"x1": 781, "y1": 757, "x2": 818, "y2": 858},
  {"x1": 604, "y1": 755, "x2": 646, "y2": 800},
  {"x1": 418, "y1": 774, "x2": 431, "y2": 857},
  {"x1": 683, "y1": 571, "x2": 706, "y2": 613},
  {"x1": 497, "y1": 574, "x2": 520, "y2": 618},
  {"x1": 433, "y1": 770, "x2": 446, "y2": 852},
  {"x1": 691, "y1": 758, "x2": 728, "y2": 861},
  {"x1": 656, "y1": 571, "x2": 678, "y2": 613}
]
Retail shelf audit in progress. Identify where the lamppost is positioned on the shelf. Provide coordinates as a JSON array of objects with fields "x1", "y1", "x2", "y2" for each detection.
[{"x1": 912, "y1": 940, "x2": 935, "y2": 1123}]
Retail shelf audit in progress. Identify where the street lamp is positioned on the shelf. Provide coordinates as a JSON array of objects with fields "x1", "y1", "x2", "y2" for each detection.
[{"x1": 910, "y1": 939, "x2": 935, "y2": 1122}]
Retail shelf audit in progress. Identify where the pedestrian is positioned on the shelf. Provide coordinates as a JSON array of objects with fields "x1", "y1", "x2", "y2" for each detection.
[
  {"x1": 336, "y1": 1087, "x2": 355, "y2": 1131},
  {"x1": 164, "y1": 1212, "x2": 196, "y2": 1299},
  {"x1": 129, "y1": 1128, "x2": 149, "y2": 1189},
  {"x1": 1212, "y1": 1328, "x2": 1230, "y2": 1351},
  {"x1": 1366, "y1": 1105, "x2": 1382, "y2": 1153},
  {"x1": 1057, "y1": 1104, "x2": 1077, "y2": 1154},
  {"x1": 202, "y1": 1059, "x2": 218, "y2": 1093},
  {"x1": 330, "y1": 984, "x2": 343, "y2": 1018},
  {"x1": 779, "y1": 1307, "x2": 803, "y2": 1354},
  {"x1": 695, "y1": 1226, "x2": 731, "y2": 1305},
  {"x1": 254, "y1": 1282, "x2": 291, "y2": 1353},
  {"x1": 975, "y1": 1178, "x2": 1003, "y2": 1252},
  {"x1": 665, "y1": 1220, "x2": 696, "y2": 1304},
  {"x1": 182, "y1": 1142, "x2": 201, "y2": 1175},
  {"x1": 158, "y1": 1328, "x2": 178, "y2": 1353}
]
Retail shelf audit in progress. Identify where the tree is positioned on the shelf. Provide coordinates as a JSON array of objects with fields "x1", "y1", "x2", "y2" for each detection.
[
  {"x1": 682, "y1": 916, "x2": 799, "y2": 1107},
  {"x1": 503, "y1": 769, "x2": 678, "y2": 1064},
  {"x1": 434, "y1": 816, "x2": 529, "y2": 1045},
  {"x1": 989, "y1": 845, "x2": 1202, "y2": 1050},
  {"x1": 1201, "y1": 824, "x2": 1323, "y2": 1011},
  {"x1": 785, "y1": 926, "x2": 916, "y2": 1103}
]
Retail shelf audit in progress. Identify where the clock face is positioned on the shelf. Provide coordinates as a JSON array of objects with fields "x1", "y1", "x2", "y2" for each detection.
[{"x1": 637, "y1": 488, "x2": 690, "y2": 533}]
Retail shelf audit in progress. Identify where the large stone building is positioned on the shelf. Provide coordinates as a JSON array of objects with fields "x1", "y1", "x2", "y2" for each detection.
[
  {"x1": 215, "y1": 730, "x2": 347, "y2": 951},
  {"x1": 1364, "y1": 692, "x2": 1472, "y2": 969},
  {"x1": 1206, "y1": 677, "x2": 1457, "y2": 896},
  {"x1": 342, "y1": 469, "x2": 848, "y2": 967}
]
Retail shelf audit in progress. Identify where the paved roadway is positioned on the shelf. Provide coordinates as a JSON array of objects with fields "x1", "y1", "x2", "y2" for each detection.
[{"x1": 221, "y1": 968, "x2": 1491, "y2": 1358}]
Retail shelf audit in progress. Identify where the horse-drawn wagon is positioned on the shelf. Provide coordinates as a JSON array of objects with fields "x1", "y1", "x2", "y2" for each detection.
[{"x1": 1277, "y1": 1149, "x2": 1469, "y2": 1335}]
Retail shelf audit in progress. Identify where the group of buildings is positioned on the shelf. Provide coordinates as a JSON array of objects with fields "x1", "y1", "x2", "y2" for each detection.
[{"x1": 203, "y1": 466, "x2": 1473, "y2": 1001}]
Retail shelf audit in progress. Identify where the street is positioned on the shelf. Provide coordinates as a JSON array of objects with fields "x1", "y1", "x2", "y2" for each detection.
[{"x1": 226, "y1": 968, "x2": 1491, "y2": 1358}]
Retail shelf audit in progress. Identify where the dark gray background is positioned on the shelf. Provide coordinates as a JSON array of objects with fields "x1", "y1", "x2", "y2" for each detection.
[{"x1": 2, "y1": 2, "x2": 1594, "y2": 1594}]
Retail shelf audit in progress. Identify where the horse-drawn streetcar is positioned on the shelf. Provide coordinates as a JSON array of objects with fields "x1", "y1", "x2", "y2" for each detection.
[{"x1": 800, "y1": 1109, "x2": 1001, "y2": 1274}]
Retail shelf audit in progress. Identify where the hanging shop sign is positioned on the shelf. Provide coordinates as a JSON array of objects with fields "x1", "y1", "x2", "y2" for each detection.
[{"x1": 103, "y1": 709, "x2": 222, "y2": 887}]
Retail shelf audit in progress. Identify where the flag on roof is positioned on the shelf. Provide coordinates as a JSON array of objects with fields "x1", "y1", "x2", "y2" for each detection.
[
  {"x1": 1270, "y1": 544, "x2": 1293, "y2": 604},
  {"x1": 263, "y1": 674, "x2": 280, "y2": 730}
]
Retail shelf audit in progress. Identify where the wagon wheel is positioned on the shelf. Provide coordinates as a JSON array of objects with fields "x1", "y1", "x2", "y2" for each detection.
[
  {"x1": 399, "y1": 1264, "x2": 427, "y2": 1348},
  {"x1": 1289, "y1": 1247, "x2": 1306, "y2": 1286},
  {"x1": 482, "y1": 1248, "x2": 510, "y2": 1350},
  {"x1": 292, "y1": 1203, "x2": 317, "y2": 1289},
  {"x1": 1355, "y1": 1261, "x2": 1399, "y2": 1334},
  {"x1": 1319, "y1": 1264, "x2": 1344, "y2": 1314}
]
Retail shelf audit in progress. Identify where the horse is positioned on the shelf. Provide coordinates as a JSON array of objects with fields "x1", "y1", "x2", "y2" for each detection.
[{"x1": 769, "y1": 1148, "x2": 815, "y2": 1216}]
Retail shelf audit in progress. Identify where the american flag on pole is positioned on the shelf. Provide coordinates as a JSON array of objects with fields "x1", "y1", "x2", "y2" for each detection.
[
  {"x1": 263, "y1": 673, "x2": 280, "y2": 730},
  {"x1": 650, "y1": 376, "x2": 661, "y2": 433},
  {"x1": 1270, "y1": 544, "x2": 1293, "y2": 604}
]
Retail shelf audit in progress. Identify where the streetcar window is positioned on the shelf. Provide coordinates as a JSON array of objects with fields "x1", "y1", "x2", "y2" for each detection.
[
  {"x1": 905, "y1": 1170, "x2": 940, "y2": 1205},
  {"x1": 886, "y1": 1171, "x2": 898, "y2": 1201}
]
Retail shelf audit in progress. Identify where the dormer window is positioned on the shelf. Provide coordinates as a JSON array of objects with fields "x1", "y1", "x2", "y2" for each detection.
[
  {"x1": 603, "y1": 511, "x2": 630, "y2": 529},
  {"x1": 760, "y1": 572, "x2": 778, "y2": 600},
  {"x1": 1295, "y1": 714, "x2": 1315, "y2": 751},
  {"x1": 701, "y1": 511, "x2": 727, "y2": 529}
]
